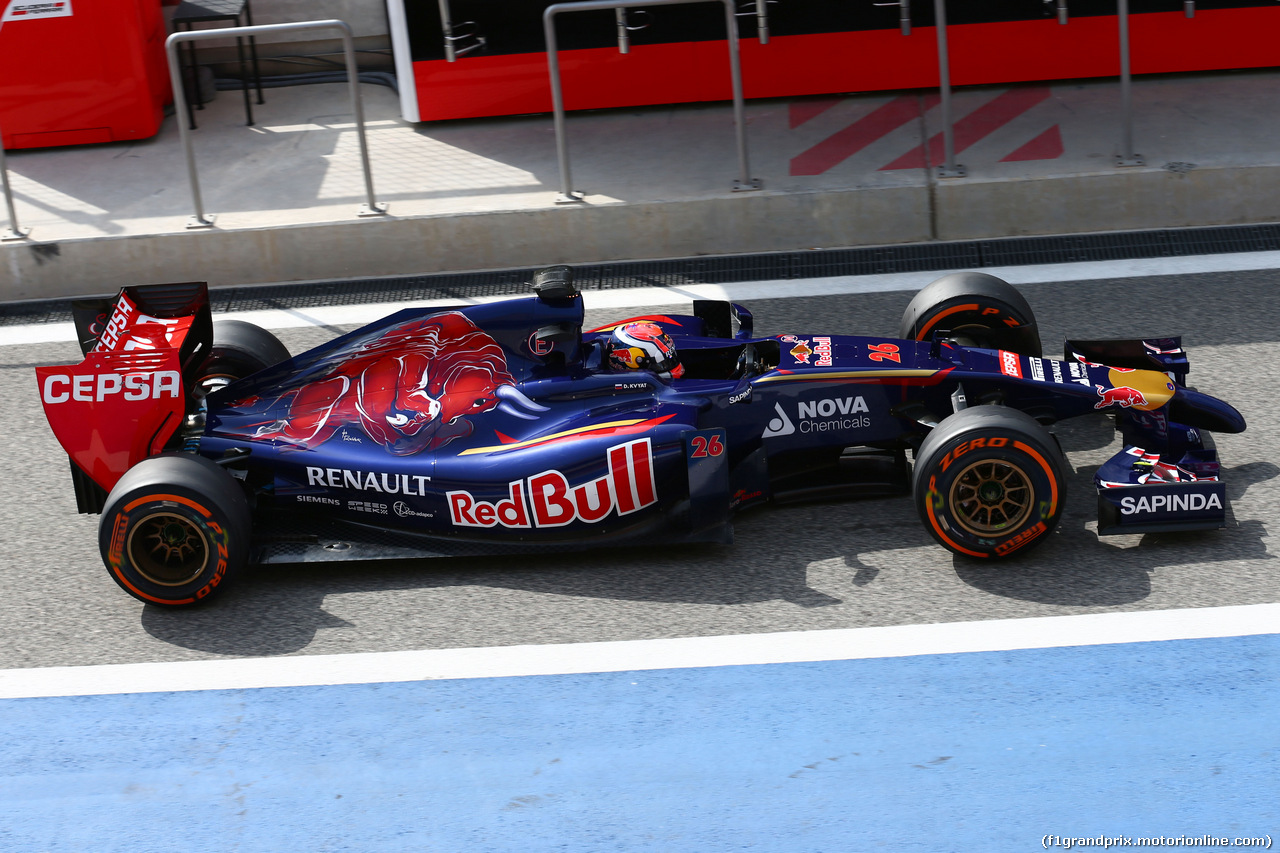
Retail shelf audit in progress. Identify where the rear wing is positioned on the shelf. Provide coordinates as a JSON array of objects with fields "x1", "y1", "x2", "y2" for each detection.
[{"x1": 36, "y1": 283, "x2": 214, "y2": 507}]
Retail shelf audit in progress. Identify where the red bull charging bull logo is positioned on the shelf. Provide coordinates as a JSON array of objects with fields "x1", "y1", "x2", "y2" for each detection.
[
  {"x1": 249, "y1": 312, "x2": 546, "y2": 455},
  {"x1": 1094, "y1": 385, "x2": 1148, "y2": 410},
  {"x1": 1088, "y1": 367, "x2": 1176, "y2": 412}
]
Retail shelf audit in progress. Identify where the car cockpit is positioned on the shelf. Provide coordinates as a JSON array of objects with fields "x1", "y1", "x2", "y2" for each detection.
[{"x1": 526, "y1": 266, "x2": 779, "y2": 386}]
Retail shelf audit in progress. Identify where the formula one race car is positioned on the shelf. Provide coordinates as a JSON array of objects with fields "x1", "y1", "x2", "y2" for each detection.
[{"x1": 37, "y1": 267, "x2": 1246, "y2": 606}]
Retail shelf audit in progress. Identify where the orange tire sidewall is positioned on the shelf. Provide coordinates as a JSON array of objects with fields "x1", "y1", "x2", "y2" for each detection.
[
  {"x1": 911, "y1": 299, "x2": 1039, "y2": 356},
  {"x1": 919, "y1": 433, "x2": 1062, "y2": 559},
  {"x1": 104, "y1": 492, "x2": 233, "y2": 606}
]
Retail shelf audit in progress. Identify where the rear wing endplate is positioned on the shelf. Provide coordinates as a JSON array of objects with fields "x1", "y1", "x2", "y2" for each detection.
[{"x1": 36, "y1": 282, "x2": 214, "y2": 500}]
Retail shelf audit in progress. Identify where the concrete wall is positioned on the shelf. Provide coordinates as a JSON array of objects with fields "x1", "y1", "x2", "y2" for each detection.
[
  {"x1": 8, "y1": 166, "x2": 1280, "y2": 302},
  {"x1": 0, "y1": 188, "x2": 933, "y2": 301},
  {"x1": 931, "y1": 166, "x2": 1280, "y2": 241}
]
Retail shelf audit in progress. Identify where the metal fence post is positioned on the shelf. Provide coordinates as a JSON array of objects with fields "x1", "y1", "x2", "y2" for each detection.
[
  {"x1": 1, "y1": 120, "x2": 30, "y2": 241},
  {"x1": 1116, "y1": 0, "x2": 1144, "y2": 166},
  {"x1": 438, "y1": 0, "x2": 485, "y2": 61},
  {"x1": 0, "y1": 6, "x2": 27, "y2": 241},
  {"x1": 544, "y1": 10, "x2": 578, "y2": 203},
  {"x1": 933, "y1": 0, "x2": 965, "y2": 178},
  {"x1": 165, "y1": 19, "x2": 388, "y2": 228},
  {"x1": 722, "y1": 0, "x2": 757, "y2": 191},
  {"x1": 544, "y1": 0, "x2": 760, "y2": 204}
]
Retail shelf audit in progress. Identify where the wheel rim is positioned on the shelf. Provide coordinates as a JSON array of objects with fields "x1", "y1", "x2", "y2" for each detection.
[
  {"x1": 195, "y1": 373, "x2": 237, "y2": 400},
  {"x1": 949, "y1": 458, "x2": 1033, "y2": 536},
  {"x1": 946, "y1": 322, "x2": 997, "y2": 349},
  {"x1": 127, "y1": 511, "x2": 210, "y2": 586}
]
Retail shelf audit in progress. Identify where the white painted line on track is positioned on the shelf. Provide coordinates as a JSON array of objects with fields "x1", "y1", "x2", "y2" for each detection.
[
  {"x1": 1, "y1": 603, "x2": 1276, "y2": 699},
  {"x1": 6, "y1": 249, "x2": 1280, "y2": 348}
]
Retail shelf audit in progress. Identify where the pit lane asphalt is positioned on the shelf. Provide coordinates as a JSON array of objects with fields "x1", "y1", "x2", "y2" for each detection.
[{"x1": 1, "y1": 269, "x2": 1275, "y2": 669}]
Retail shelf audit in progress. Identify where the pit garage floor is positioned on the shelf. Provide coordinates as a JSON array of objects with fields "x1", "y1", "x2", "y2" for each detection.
[{"x1": 4, "y1": 68, "x2": 1280, "y2": 300}]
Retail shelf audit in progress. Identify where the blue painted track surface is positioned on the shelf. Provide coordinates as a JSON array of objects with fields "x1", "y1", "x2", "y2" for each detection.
[{"x1": 3, "y1": 635, "x2": 1278, "y2": 852}]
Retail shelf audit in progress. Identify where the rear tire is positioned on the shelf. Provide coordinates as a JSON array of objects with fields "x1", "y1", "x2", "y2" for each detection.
[
  {"x1": 913, "y1": 406, "x2": 1066, "y2": 559},
  {"x1": 197, "y1": 320, "x2": 290, "y2": 396},
  {"x1": 899, "y1": 272, "x2": 1042, "y2": 356},
  {"x1": 99, "y1": 454, "x2": 251, "y2": 606}
]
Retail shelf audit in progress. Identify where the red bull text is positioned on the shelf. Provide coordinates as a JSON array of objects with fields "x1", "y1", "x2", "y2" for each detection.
[{"x1": 448, "y1": 438, "x2": 657, "y2": 529}]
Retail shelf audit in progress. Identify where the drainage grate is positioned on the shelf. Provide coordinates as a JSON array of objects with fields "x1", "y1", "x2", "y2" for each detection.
[
  {"x1": 3, "y1": 222, "x2": 1277, "y2": 326},
  {"x1": 790, "y1": 243, "x2": 984, "y2": 278}
]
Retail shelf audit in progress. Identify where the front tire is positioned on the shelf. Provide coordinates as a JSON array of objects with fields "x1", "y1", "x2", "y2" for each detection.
[
  {"x1": 99, "y1": 455, "x2": 252, "y2": 606},
  {"x1": 899, "y1": 272, "x2": 1042, "y2": 356},
  {"x1": 913, "y1": 406, "x2": 1066, "y2": 559}
]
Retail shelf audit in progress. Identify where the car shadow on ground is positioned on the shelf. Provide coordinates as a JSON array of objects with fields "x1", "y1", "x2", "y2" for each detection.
[
  {"x1": 954, "y1": 459, "x2": 1277, "y2": 604},
  {"x1": 134, "y1": 451, "x2": 1276, "y2": 658},
  {"x1": 135, "y1": 496, "x2": 926, "y2": 656}
]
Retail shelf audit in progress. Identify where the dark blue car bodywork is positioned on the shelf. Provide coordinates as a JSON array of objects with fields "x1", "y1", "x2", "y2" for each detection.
[{"x1": 187, "y1": 280, "x2": 1243, "y2": 564}]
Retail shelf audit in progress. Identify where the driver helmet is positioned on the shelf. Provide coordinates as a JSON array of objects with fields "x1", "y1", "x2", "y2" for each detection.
[{"x1": 607, "y1": 322, "x2": 685, "y2": 379}]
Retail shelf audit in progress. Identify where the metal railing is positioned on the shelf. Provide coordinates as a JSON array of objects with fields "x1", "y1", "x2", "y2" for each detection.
[
  {"x1": 0, "y1": 1, "x2": 1174, "y2": 242},
  {"x1": 929, "y1": 0, "x2": 1142, "y2": 177},
  {"x1": 1, "y1": 116, "x2": 29, "y2": 241},
  {"x1": 543, "y1": 0, "x2": 761, "y2": 203},
  {"x1": 438, "y1": 0, "x2": 486, "y2": 61},
  {"x1": 532, "y1": 0, "x2": 1142, "y2": 188},
  {"x1": 1116, "y1": 0, "x2": 1144, "y2": 166},
  {"x1": 165, "y1": 19, "x2": 388, "y2": 228},
  {"x1": 736, "y1": 0, "x2": 771, "y2": 44},
  {"x1": 933, "y1": 0, "x2": 963, "y2": 178},
  {"x1": 0, "y1": 3, "x2": 26, "y2": 242}
]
